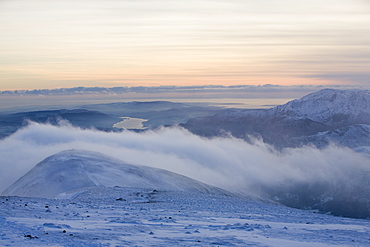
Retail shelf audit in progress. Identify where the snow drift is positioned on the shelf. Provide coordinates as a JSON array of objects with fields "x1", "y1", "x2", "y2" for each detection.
[{"x1": 3, "y1": 149, "x2": 227, "y2": 199}]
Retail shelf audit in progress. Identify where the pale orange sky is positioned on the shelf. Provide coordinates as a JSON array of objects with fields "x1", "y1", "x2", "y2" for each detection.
[{"x1": 0, "y1": 0, "x2": 369, "y2": 90}]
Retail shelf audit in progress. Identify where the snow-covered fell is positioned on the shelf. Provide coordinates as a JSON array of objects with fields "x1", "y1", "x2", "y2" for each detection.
[
  {"x1": 213, "y1": 89, "x2": 370, "y2": 123},
  {"x1": 183, "y1": 89, "x2": 370, "y2": 150},
  {"x1": 2, "y1": 150, "x2": 227, "y2": 199},
  {"x1": 270, "y1": 89, "x2": 370, "y2": 123}
]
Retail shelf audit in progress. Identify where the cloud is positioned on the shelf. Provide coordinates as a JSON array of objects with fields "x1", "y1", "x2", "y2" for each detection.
[
  {"x1": 1, "y1": 122, "x2": 370, "y2": 217},
  {"x1": 1, "y1": 0, "x2": 370, "y2": 89},
  {"x1": 308, "y1": 73, "x2": 370, "y2": 85}
]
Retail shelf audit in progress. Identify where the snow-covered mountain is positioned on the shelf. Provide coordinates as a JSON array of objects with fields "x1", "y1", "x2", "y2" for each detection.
[
  {"x1": 183, "y1": 89, "x2": 370, "y2": 151},
  {"x1": 2, "y1": 150, "x2": 370, "y2": 245},
  {"x1": 270, "y1": 89, "x2": 370, "y2": 125},
  {"x1": 2, "y1": 149, "x2": 228, "y2": 199}
]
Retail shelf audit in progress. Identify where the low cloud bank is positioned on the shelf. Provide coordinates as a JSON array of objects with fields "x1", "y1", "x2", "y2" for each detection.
[{"x1": 1, "y1": 122, "x2": 370, "y2": 217}]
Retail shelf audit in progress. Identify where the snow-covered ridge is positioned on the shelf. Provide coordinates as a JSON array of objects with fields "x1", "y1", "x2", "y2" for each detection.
[
  {"x1": 270, "y1": 89, "x2": 370, "y2": 123},
  {"x1": 214, "y1": 89, "x2": 370, "y2": 122},
  {"x1": 2, "y1": 149, "x2": 228, "y2": 199}
]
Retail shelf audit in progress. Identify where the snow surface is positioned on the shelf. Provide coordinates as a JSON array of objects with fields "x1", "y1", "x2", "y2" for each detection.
[{"x1": 1, "y1": 187, "x2": 370, "y2": 246}]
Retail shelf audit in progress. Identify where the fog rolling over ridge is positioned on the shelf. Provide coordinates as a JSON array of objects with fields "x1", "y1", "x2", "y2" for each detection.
[
  {"x1": 1, "y1": 122, "x2": 370, "y2": 218},
  {"x1": 1, "y1": 89, "x2": 370, "y2": 218}
]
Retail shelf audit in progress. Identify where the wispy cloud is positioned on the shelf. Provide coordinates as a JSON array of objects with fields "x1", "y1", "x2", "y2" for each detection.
[{"x1": 0, "y1": 0, "x2": 369, "y2": 89}]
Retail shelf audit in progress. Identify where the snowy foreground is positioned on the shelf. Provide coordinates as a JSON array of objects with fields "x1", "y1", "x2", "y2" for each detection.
[{"x1": 1, "y1": 187, "x2": 370, "y2": 246}]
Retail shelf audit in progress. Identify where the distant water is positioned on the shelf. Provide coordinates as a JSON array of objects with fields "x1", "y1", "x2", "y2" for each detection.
[
  {"x1": 113, "y1": 117, "x2": 148, "y2": 130},
  {"x1": 196, "y1": 98, "x2": 294, "y2": 109},
  {"x1": 0, "y1": 94, "x2": 297, "y2": 113}
]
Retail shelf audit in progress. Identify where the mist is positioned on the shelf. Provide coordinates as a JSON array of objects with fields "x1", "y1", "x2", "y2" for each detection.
[{"x1": 1, "y1": 122, "x2": 370, "y2": 217}]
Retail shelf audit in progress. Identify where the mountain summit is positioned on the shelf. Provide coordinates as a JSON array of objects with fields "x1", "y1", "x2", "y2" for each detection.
[
  {"x1": 2, "y1": 149, "x2": 226, "y2": 198},
  {"x1": 271, "y1": 89, "x2": 370, "y2": 124}
]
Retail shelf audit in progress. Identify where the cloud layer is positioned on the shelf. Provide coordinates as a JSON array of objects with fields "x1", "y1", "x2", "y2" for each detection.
[
  {"x1": 1, "y1": 0, "x2": 369, "y2": 89},
  {"x1": 1, "y1": 122, "x2": 369, "y2": 199}
]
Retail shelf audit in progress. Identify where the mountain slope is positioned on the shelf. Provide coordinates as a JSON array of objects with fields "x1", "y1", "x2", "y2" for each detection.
[
  {"x1": 291, "y1": 124, "x2": 370, "y2": 150},
  {"x1": 0, "y1": 109, "x2": 120, "y2": 139},
  {"x1": 2, "y1": 150, "x2": 228, "y2": 199}
]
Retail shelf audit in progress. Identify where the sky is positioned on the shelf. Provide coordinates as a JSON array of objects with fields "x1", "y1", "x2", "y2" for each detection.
[{"x1": 0, "y1": 0, "x2": 369, "y2": 91}]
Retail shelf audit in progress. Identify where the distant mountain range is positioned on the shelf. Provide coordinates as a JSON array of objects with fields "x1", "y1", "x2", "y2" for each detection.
[
  {"x1": 0, "y1": 101, "x2": 220, "y2": 139},
  {"x1": 182, "y1": 89, "x2": 370, "y2": 153},
  {"x1": 0, "y1": 109, "x2": 121, "y2": 139},
  {"x1": 2, "y1": 88, "x2": 370, "y2": 155}
]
